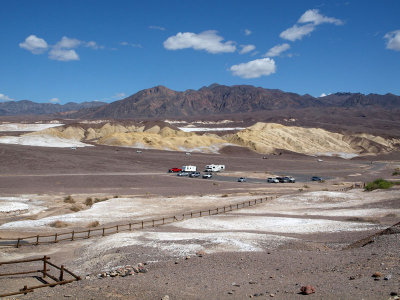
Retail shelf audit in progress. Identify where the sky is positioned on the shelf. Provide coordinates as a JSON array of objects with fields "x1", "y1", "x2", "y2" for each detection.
[{"x1": 0, "y1": 0, "x2": 399, "y2": 104}]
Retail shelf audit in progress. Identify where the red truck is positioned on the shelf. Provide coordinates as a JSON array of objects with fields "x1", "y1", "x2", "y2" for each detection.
[{"x1": 168, "y1": 168, "x2": 182, "y2": 173}]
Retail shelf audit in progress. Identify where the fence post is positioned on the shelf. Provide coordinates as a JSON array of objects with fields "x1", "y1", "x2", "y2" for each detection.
[
  {"x1": 16, "y1": 238, "x2": 21, "y2": 248},
  {"x1": 142, "y1": 221, "x2": 144, "y2": 229},
  {"x1": 22, "y1": 285, "x2": 28, "y2": 295},
  {"x1": 200, "y1": 211, "x2": 202, "y2": 217},
  {"x1": 71, "y1": 231, "x2": 75, "y2": 241},
  {"x1": 36, "y1": 235, "x2": 39, "y2": 245},
  {"x1": 88, "y1": 229, "x2": 91, "y2": 239},
  {"x1": 237, "y1": 203, "x2": 239, "y2": 209},
  {"x1": 55, "y1": 233, "x2": 58, "y2": 243},
  {"x1": 129, "y1": 223, "x2": 132, "y2": 231},
  {"x1": 182, "y1": 213, "x2": 184, "y2": 220},
  {"x1": 102, "y1": 228, "x2": 105, "y2": 236},
  {"x1": 224, "y1": 206, "x2": 226, "y2": 213},
  {"x1": 163, "y1": 218, "x2": 165, "y2": 224},
  {"x1": 208, "y1": 209, "x2": 211, "y2": 215},
  {"x1": 116, "y1": 225, "x2": 119, "y2": 233},
  {"x1": 43, "y1": 256, "x2": 47, "y2": 278},
  {"x1": 191, "y1": 212, "x2": 193, "y2": 218},
  {"x1": 59, "y1": 265, "x2": 64, "y2": 281}
]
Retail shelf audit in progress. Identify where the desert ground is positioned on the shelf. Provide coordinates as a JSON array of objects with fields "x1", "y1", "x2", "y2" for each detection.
[{"x1": 0, "y1": 122, "x2": 399, "y2": 299}]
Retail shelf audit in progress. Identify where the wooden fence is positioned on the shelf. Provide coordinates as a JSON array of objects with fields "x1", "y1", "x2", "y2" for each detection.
[
  {"x1": 0, "y1": 256, "x2": 80, "y2": 297},
  {"x1": 1, "y1": 184, "x2": 359, "y2": 249}
]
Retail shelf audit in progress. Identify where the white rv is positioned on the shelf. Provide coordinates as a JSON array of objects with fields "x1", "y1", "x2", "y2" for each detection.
[
  {"x1": 182, "y1": 165, "x2": 197, "y2": 172},
  {"x1": 205, "y1": 164, "x2": 225, "y2": 172}
]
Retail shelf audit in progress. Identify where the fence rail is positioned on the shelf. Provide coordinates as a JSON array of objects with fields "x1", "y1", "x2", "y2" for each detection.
[
  {"x1": 1, "y1": 184, "x2": 358, "y2": 248},
  {"x1": 0, "y1": 256, "x2": 80, "y2": 298}
]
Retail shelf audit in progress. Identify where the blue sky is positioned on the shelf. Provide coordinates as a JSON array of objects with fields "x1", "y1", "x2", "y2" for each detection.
[{"x1": 0, "y1": 0, "x2": 399, "y2": 103}]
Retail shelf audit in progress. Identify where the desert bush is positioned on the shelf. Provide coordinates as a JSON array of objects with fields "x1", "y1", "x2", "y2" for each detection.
[
  {"x1": 298, "y1": 188, "x2": 303, "y2": 192},
  {"x1": 364, "y1": 178, "x2": 393, "y2": 191},
  {"x1": 50, "y1": 220, "x2": 69, "y2": 228},
  {"x1": 221, "y1": 194, "x2": 229, "y2": 197},
  {"x1": 63, "y1": 195, "x2": 75, "y2": 203},
  {"x1": 94, "y1": 197, "x2": 109, "y2": 203},
  {"x1": 70, "y1": 205, "x2": 81, "y2": 212},
  {"x1": 87, "y1": 220, "x2": 99, "y2": 228},
  {"x1": 385, "y1": 213, "x2": 398, "y2": 217},
  {"x1": 303, "y1": 185, "x2": 309, "y2": 189},
  {"x1": 213, "y1": 182, "x2": 219, "y2": 186},
  {"x1": 85, "y1": 197, "x2": 93, "y2": 206},
  {"x1": 114, "y1": 195, "x2": 119, "y2": 198},
  {"x1": 345, "y1": 216, "x2": 380, "y2": 224},
  {"x1": 392, "y1": 168, "x2": 400, "y2": 176}
]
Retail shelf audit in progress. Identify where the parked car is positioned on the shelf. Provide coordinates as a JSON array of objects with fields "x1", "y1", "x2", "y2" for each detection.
[
  {"x1": 267, "y1": 177, "x2": 279, "y2": 183},
  {"x1": 189, "y1": 171, "x2": 201, "y2": 178},
  {"x1": 168, "y1": 168, "x2": 182, "y2": 173},
  {"x1": 311, "y1": 176, "x2": 323, "y2": 181},
  {"x1": 284, "y1": 176, "x2": 296, "y2": 183},
  {"x1": 202, "y1": 173, "x2": 213, "y2": 179},
  {"x1": 177, "y1": 172, "x2": 189, "y2": 176},
  {"x1": 238, "y1": 177, "x2": 246, "y2": 182},
  {"x1": 276, "y1": 177, "x2": 290, "y2": 183}
]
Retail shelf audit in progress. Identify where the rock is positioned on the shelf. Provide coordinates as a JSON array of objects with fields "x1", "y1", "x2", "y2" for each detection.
[
  {"x1": 300, "y1": 285, "x2": 316, "y2": 295},
  {"x1": 249, "y1": 281, "x2": 257, "y2": 284},
  {"x1": 390, "y1": 292, "x2": 398, "y2": 296},
  {"x1": 185, "y1": 256, "x2": 191, "y2": 260},
  {"x1": 64, "y1": 295, "x2": 73, "y2": 298},
  {"x1": 174, "y1": 261, "x2": 179, "y2": 264},
  {"x1": 133, "y1": 267, "x2": 139, "y2": 273},
  {"x1": 227, "y1": 291, "x2": 233, "y2": 295},
  {"x1": 349, "y1": 276, "x2": 356, "y2": 280},
  {"x1": 196, "y1": 250, "x2": 206, "y2": 257},
  {"x1": 161, "y1": 295, "x2": 170, "y2": 300},
  {"x1": 232, "y1": 283, "x2": 240, "y2": 287},
  {"x1": 139, "y1": 267, "x2": 148, "y2": 273},
  {"x1": 269, "y1": 293, "x2": 275, "y2": 297},
  {"x1": 372, "y1": 272, "x2": 383, "y2": 278},
  {"x1": 137, "y1": 263, "x2": 144, "y2": 268},
  {"x1": 384, "y1": 274, "x2": 392, "y2": 280}
]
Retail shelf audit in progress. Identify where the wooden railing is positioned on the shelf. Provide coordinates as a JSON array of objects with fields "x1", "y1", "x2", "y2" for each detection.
[{"x1": 0, "y1": 256, "x2": 80, "y2": 297}]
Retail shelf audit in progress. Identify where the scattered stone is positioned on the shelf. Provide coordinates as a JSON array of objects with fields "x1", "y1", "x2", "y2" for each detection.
[
  {"x1": 249, "y1": 281, "x2": 257, "y2": 284},
  {"x1": 300, "y1": 285, "x2": 316, "y2": 295},
  {"x1": 384, "y1": 274, "x2": 392, "y2": 281},
  {"x1": 372, "y1": 272, "x2": 383, "y2": 278},
  {"x1": 174, "y1": 261, "x2": 179, "y2": 264},
  {"x1": 196, "y1": 250, "x2": 206, "y2": 257},
  {"x1": 161, "y1": 295, "x2": 170, "y2": 300},
  {"x1": 64, "y1": 295, "x2": 73, "y2": 298},
  {"x1": 269, "y1": 293, "x2": 275, "y2": 297},
  {"x1": 390, "y1": 292, "x2": 398, "y2": 296},
  {"x1": 96, "y1": 263, "x2": 147, "y2": 279},
  {"x1": 232, "y1": 283, "x2": 240, "y2": 287},
  {"x1": 227, "y1": 291, "x2": 233, "y2": 295},
  {"x1": 349, "y1": 276, "x2": 356, "y2": 280},
  {"x1": 185, "y1": 256, "x2": 191, "y2": 260}
]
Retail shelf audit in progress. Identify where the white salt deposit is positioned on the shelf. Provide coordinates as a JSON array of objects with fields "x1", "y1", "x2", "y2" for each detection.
[
  {"x1": 179, "y1": 127, "x2": 245, "y2": 132},
  {"x1": 0, "y1": 135, "x2": 92, "y2": 148},
  {"x1": 0, "y1": 123, "x2": 63, "y2": 132},
  {"x1": 0, "y1": 196, "x2": 45, "y2": 215}
]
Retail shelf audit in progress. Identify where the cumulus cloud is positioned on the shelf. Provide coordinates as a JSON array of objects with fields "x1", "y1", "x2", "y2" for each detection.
[
  {"x1": 280, "y1": 24, "x2": 316, "y2": 41},
  {"x1": 280, "y1": 9, "x2": 343, "y2": 41},
  {"x1": 85, "y1": 41, "x2": 104, "y2": 49},
  {"x1": 0, "y1": 93, "x2": 13, "y2": 101},
  {"x1": 230, "y1": 58, "x2": 276, "y2": 78},
  {"x1": 265, "y1": 43, "x2": 290, "y2": 57},
  {"x1": 19, "y1": 35, "x2": 48, "y2": 54},
  {"x1": 149, "y1": 25, "x2": 166, "y2": 31},
  {"x1": 384, "y1": 30, "x2": 400, "y2": 51},
  {"x1": 298, "y1": 9, "x2": 343, "y2": 25},
  {"x1": 55, "y1": 36, "x2": 81, "y2": 49},
  {"x1": 239, "y1": 44, "x2": 256, "y2": 54},
  {"x1": 244, "y1": 29, "x2": 252, "y2": 36},
  {"x1": 49, "y1": 98, "x2": 61, "y2": 103},
  {"x1": 163, "y1": 30, "x2": 236, "y2": 54},
  {"x1": 49, "y1": 48, "x2": 79, "y2": 61}
]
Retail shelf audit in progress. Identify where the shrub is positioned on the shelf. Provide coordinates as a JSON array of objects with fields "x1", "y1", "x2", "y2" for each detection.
[
  {"x1": 63, "y1": 195, "x2": 75, "y2": 203},
  {"x1": 87, "y1": 220, "x2": 99, "y2": 228},
  {"x1": 70, "y1": 205, "x2": 81, "y2": 212},
  {"x1": 364, "y1": 178, "x2": 394, "y2": 191},
  {"x1": 392, "y1": 168, "x2": 400, "y2": 176},
  {"x1": 85, "y1": 197, "x2": 93, "y2": 206},
  {"x1": 303, "y1": 185, "x2": 309, "y2": 189},
  {"x1": 221, "y1": 194, "x2": 229, "y2": 197},
  {"x1": 298, "y1": 188, "x2": 303, "y2": 192},
  {"x1": 94, "y1": 197, "x2": 109, "y2": 203},
  {"x1": 50, "y1": 220, "x2": 69, "y2": 228}
]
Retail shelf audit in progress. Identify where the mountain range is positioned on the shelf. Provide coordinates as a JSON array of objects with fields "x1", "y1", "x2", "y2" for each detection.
[{"x1": 1, "y1": 84, "x2": 399, "y2": 119}]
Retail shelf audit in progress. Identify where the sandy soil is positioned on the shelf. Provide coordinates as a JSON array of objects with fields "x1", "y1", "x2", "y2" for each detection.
[{"x1": 0, "y1": 142, "x2": 399, "y2": 299}]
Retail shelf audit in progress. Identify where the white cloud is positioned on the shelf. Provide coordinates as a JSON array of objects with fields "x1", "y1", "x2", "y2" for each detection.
[
  {"x1": 384, "y1": 30, "x2": 400, "y2": 51},
  {"x1": 120, "y1": 41, "x2": 129, "y2": 46},
  {"x1": 49, "y1": 98, "x2": 61, "y2": 103},
  {"x1": 85, "y1": 41, "x2": 104, "y2": 49},
  {"x1": 48, "y1": 48, "x2": 79, "y2": 61},
  {"x1": 0, "y1": 93, "x2": 13, "y2": 101},
  {"x1": 149, "y1": 25, "x2": 166, "y2": 31},
  {"x1": 120, "y1": 42, "x2": 142, "y2": 48},
  {"x1": 19, "y1": 35, "x2": 48, "y2": 54},
  {"x1": 265, "y1": 43, "x2": 290, "y2": 57},
  {"x1": 280, "y1": 23, "x2": 315, "y2": 41},
  {"x1": 230, "y1": 58, "x2": 276, "y2": 78},
  {"x1": 114, "y1": 93, "x2": 126, "y2": 98},
  {"x1": 164, "y1": 30, "x2": 236, "y2": 54},
  {"x1": 244, "y1": 29, "x2": 252, "y2": 36},
  {"x1": 239, "y1": 44, "x2": 256, "y2": 54},
  {"x1": 298, "y1": 9, "x2": 343, "y2": 25},
  {"x1": 55, "y1": 36, "x2": 81, "y2": 49}
]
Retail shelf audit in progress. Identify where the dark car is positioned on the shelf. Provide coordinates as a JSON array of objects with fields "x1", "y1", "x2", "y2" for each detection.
[
  {"x1": 311, "y1": 176, "x2": 323, "y2": 181},
  {"x1": 238, "y1": 177, "x2": 246, "y2": 182},
  {"x1": 189, "y1": 171, "x2": 201, "y2": 178},
  {"x1": 284, "y1": 176, "x2": 296, "y2": 183},
  {"x1": 276, "y1": 177, "x2": 290, "y2": 183}
]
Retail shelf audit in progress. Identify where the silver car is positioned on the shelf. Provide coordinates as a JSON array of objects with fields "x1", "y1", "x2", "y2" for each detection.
[{"x1": 267, "y1": 177, "x2": 279, "y2": 183}]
